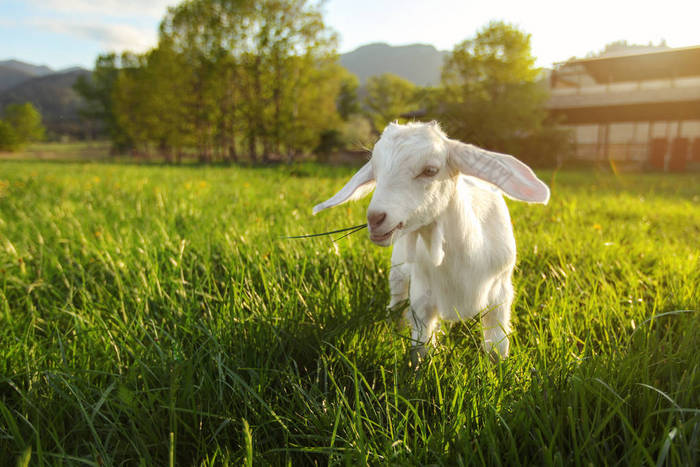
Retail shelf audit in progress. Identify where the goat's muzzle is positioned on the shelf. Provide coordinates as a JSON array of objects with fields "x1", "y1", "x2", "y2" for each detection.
[{"x1": 369, "y1": 222, "x2": 403, "y2": 246}]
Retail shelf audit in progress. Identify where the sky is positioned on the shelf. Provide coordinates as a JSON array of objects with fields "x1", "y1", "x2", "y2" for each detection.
[{"x1": 1, "y1": 0, "x2": 700, "y2": 71}]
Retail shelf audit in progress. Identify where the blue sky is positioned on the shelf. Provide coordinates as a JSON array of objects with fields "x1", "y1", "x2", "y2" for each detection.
[{"x1": 2, "y1": 0, "x2": 700, "y2": 70}]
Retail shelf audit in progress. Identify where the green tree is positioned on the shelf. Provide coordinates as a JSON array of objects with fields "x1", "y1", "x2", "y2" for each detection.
[
  {"x1": 237, "y1": 0, "x2": 339, "y2": 160},
  {"x1": 336, "y1": 71, "x2": 361, "y2": 120},
  {"x1": 364, "y1": 73, "x2": 419, "y2": 132},
  {"x1": 436, "y1": 21, "x2": 567, "y2": 164},
  {"x1": 0, "y1": 120, "x2": 19, "y2": 151},
  {"x1": 111, "y1": 53, "x2": 152, "y2": 155},
  {"x1": 141, "y1": 41, "x2": 193, "y2": 161},
  {"x1": 160, "y1": 0, "x2": 228, "y2": 162},
  {"x1": 74, "y1": 54, "x2": 133, "y2": 151},
  {"x1": 3, "y1": 102, "x2": 45, "y2": 143},
  {"x1": 112, "y1": 46, "x2": 193, "y2": 161},
  {"x1": 159, "y1": 0, "x2": 339, "y2": 162},
  {"x1": 76, "y1": 0, "x2": 344, "y2": 163},
  {"x1": 0, "y1": 102, "x2": 45, "y2": 151},
  {"x1": 339, "y1": 114, "x2": 374, "y2": 151}
]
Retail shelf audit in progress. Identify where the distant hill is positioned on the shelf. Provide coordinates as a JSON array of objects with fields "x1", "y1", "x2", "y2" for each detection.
[
  {"x1": 0, "y1": 68, "x2": 91, "y2": 137},
  {"x1": 340, "y1": 43, "x2": 448, "y2": 86},
  {"x1": 0, "y1": 59, "x2": 53, "y2": 77},
  {"x1": 0, "y1": 66, "x2": 36, "y2": 92},
  {"x1": 0, "y1": 59, "x2": 54, "y2": 92}
]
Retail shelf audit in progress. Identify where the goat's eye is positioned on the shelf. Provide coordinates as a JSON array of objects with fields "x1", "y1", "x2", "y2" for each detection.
[{"x1": 419, "y1": 166, "x2": 439, "y2": 178}]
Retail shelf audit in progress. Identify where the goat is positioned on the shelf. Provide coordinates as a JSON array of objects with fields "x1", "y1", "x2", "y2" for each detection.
[{"x1": 313, "y1": 122, "x2": 549, "y2": 361}]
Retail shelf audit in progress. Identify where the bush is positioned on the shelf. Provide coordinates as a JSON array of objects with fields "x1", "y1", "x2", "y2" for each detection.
[
  {"x1": 0, "y1": 102, "x2": 45, "y2": 151},
  {"x1": 0, "y1": 120, "x2": 19, "y2": 151},
  {"x1": 340, "y1": 115, "x2": 374, "y2": 151},
  {"x1": 514, "y1": 125, "x2": 573, "y2": 168},
  {"x1": 4, "y1": 102, "x2": 45, "y2": 143}
]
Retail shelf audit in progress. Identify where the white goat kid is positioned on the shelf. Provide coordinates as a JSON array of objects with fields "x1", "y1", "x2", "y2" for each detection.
[{"x1": 313, "y1": 122, "x2": 549, "y2": 361}]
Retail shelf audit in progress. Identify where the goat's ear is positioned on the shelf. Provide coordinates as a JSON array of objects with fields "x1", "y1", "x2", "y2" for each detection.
[
  {"x1": 448, "y1": 140, "x2": 550, "y2": 204},
  {"x1": 313, "y1": 162, "x2": 375, "y2": 215}
]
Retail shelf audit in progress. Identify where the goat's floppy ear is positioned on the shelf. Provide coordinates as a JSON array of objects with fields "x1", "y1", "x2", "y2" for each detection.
[
  {"x1": 449, "y1": 140, "x2": 550, "y2": 204},
  {"x1": 313, "y1": 162, "x2": 375, "y2": 215}
]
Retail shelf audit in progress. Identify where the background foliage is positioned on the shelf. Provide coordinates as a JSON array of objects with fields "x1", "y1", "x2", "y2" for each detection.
[
  {"x1": 435, "y1": 21, "x2": 569, "y2": 166},
  {"x1": 72, "y1": 2, "x2": 566, "y2": 166},
  {"x1": 0, "y1": 102, "x2": 45, "y2": 151}
]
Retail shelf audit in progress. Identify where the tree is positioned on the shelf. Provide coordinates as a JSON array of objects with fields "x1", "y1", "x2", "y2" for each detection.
[
  {"x1": 0, "y1": 102, "x2": 45, "y2": 151},
  {"x1": 111, "y1": 53, "x2": 153, "y2": 155},
  {"x1": 75, "y1": 0, "x2": 345, "y2": 163},
  {"x1": 3, "y1": 102, "x2": 45, "y2": 143},
  {"x1": 364, "y1": 73, "x2": 419, "y2": 132},
  {"x1": 140, "y1": 41, "x2": 193, "y2": 161},
  {"x1": 240, "y1": 0, "x2": 339, "y2": 160},
  {"x1": 0, "y1": 121, "x2": 19, "y2": 151},
  {"x1": 339, "y1": 115, "x2": 373, "y2": 151},
  {"x1": 74, "y1": 54, "x2": 133, "y2": 151},
  {"x1": 111, "y1": 46, "x2": 193, "y2": 161},
  {"x1": 159, "y1": 0, "x2": 340, "y2": 162},
  {"x1": 433, "y1": 21, "x2": 570, "y2": 165},
  {"x1": 336, "y1": 71, "x2": 361, "y2": 120},
  {"x1": 159, "y1": 0, "x2": 229, "y2": 162},
  {"x1": 437, "y1": 22, "x2": 546, "y2": 152}
]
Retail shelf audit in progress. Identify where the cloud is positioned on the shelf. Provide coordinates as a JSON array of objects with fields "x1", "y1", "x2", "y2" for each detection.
[
  {"x1": 35, "y1": 19, "x2": 158, "y2": 53},
  {"x1": 25, "y1": 1, "x2": 179, "y2": 54},
  {"x1": 32, "y1": 0, "x2": 178, "y2": 19}
]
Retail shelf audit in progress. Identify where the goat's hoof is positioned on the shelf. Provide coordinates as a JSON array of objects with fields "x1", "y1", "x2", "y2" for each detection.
[
  {"x1": 409, "y1": 346, "x2": 428, "y2": 368},
  {"x1": 385, "y1": 308, "x2": 399, "y2": 325},
  {"x1": 484, "y1": 344, "x2": 509, "y2": 363}
]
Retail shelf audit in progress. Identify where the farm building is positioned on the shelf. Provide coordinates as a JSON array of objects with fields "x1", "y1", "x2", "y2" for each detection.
[{"x1": 547, "y1": 45, "x2": 700, "y2": 170}]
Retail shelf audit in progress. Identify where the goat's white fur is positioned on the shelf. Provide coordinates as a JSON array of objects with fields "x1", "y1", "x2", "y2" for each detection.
[{"x1": 313, "y1": 122, "x2": 549, "y2": 361}]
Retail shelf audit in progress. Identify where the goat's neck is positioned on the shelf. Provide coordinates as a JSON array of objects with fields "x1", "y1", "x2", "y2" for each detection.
[{"x1": 417, "y1": 183, "x2": 475, "y2": 266}]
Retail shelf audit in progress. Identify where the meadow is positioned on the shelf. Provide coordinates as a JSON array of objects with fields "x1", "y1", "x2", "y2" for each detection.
[{"x1": 0, "y1": 160, "x2": 698, "y2": 465}]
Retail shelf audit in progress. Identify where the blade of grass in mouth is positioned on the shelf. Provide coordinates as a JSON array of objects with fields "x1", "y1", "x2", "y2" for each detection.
[
  {"x1": 332, "y1": 224, "x2": 368, "y2": 241},
  {"x1": 284, "y1": 223, "x2": 367, "y2": 240}
]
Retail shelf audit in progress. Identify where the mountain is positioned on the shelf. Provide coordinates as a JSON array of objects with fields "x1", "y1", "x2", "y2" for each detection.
[
  {"x1": 0, "y1": 59, "x2": 55, "y2": 92},
  {"x1": 0, "y1": 59, "x2": 53, "y2": 77},
  {"x1": 340, "y1": 43, "x2": 448, "y2": 86},
  {"x1": 0, "y1": 66, "x2": 35, "y2": 92},
  {"x1": 0, "y1": 68, "x2": 91, "y2": 137}
]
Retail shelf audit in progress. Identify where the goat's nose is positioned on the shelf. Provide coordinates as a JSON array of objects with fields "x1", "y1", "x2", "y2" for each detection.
[{"x1": 367, "y1": 211, "x2": 386, "y2": 229}]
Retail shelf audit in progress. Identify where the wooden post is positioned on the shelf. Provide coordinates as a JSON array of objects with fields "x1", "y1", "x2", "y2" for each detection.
[
  {"x1": 603, "y1": 122, "x2": 610, "y2": 162},
  {"x1": 678, "y1": 119, "x2": 684, "y2": 167},
  {"x1": 647, "y1": 120, "x2": 654, "y2": 166},
  {"x1": 664, "y1": 121, "x2": 671, "y2": 171}
]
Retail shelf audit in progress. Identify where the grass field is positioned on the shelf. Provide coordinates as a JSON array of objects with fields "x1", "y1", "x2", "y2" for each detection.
[
  {"x1": 0, "y1": 142, "x2": 112, "y2": 162},
  {"x1": 0, "y1": 160, "x2": 698, "y2": 465}
]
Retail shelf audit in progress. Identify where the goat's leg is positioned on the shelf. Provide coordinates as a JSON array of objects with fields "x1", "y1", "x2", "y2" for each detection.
[
  {"x1": 405, "y1": 286, "x2": 438, "y2": 365},
  {"x1": 388, "y1": 234, "x2": 414, "y2": 310},
  {"x1": 388, "y1": 263, "x2": 410, "y2": 310},
  {"x1": 481, "y1": 277, "x2": 513, "y2": 360}
]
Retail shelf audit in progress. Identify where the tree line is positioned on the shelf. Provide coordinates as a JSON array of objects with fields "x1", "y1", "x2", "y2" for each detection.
[{"x1": 75, "y1": 0, "x2": 569, "y2": 166}]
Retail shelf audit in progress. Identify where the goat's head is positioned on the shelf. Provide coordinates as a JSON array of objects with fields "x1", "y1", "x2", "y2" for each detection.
[{"x1": 313, "y1": 121, "x2": 549, "y2": 246}]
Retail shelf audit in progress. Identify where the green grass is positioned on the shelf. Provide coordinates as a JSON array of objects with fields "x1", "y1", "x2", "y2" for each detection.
[{"x1": 0, "y1": 161, "x2": 698, "y2": 465}]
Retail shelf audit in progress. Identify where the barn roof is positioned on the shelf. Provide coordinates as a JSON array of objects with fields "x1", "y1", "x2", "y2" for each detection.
[{"x1": 555, "y1": 46, "x2": 700, "y2": 83}]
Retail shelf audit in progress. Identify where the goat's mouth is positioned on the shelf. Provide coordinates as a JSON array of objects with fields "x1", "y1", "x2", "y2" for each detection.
[{"x1": 369, "y1": 222, "x2": 403, "y2": 245}]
